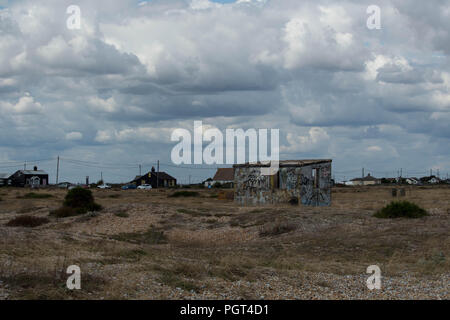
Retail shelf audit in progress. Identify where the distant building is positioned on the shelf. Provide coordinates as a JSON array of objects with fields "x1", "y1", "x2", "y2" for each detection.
[
  {"x1": 203, "y1": 178, "x2": 213, "y2": 187},
  {"x1": 420, "y1": 176, "x2": 441, "y2": 184},
  {"x1": 350, "y1": 174, "x2": 381, "y2": 186},
  {"x1": 10, "y1": 166, "x2": 49, "y2": 187},
  {"x1": 0, "y1": 173, "x2": 12, "y2": 187},
  {"x1": 234, "y1": 159, "x2": 332, "y2": 206},
  {"x1": 405, "y1": 177, "x2": 420, "y2": 185},
  {"x1": 131, "y1": 167, "x2": 176, "y2": 188},
  {"x1": 211, "y1": 168, "x2": 235, "y2": 187}
]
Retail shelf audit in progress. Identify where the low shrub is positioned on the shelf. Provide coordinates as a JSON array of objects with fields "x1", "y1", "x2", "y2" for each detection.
[
  {"x1": 114, "y1": 211, "x2": 129, "y2": 218},
  {"x1": 51, "y1": 188, "x2": 102, "y2": 218},
  {"x1": 50, "y1": 206, "x2": 78, "y2": 218},
  {"x1": 259, "y1": 219, "x2": 297, "y2": 237},
  {"x1": 169, "y1": 191, "x2": 200, "y2": 198},
  {"x1": 6, "y1": 215, "x2": 50, "y2": 228},
  {"x1": 19, "y1": 193, "x2": 53, "y2": 199},
  {"x1": 63, "y1": 187, "x2": 102, "y2": 213},
  {"x1": 374, "y1": 201, "x2": 428, "y2": 219}
]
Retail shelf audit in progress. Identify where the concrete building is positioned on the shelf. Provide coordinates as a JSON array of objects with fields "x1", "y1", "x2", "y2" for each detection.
[{"x1": 233, "y1": 159, "x2": 332, "y2": 206}]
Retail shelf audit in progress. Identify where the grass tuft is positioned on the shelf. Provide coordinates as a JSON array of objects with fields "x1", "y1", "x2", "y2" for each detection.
[
  {"x1": 169, "y1": 191, "x2": 199, "y2": 198},
  {"x1": 374, "y1": 201, "x2": 428, "y2": 219},
  {"x1": 6, "y1": 215, "x2": 50, "y2": 228},
  {"x1": 18, "y1": 193, "x2": 53, "y2": 199},
  {"x1": 111, "y1": 227, "x2": 167, "y2": 245}
]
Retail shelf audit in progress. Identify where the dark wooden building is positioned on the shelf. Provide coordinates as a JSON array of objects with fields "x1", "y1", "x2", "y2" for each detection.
[
  {"x1": 131, "y1": 167, "x2": 176, "y2": 188},
  {"x1": 10, "y1": 166, "x2": 49, "y2": 187}
]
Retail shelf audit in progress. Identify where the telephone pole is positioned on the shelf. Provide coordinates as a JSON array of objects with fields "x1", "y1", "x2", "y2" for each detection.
[
  {"x1": 56, "y1": 156, "x2": 60, "y2": 185},
  {"x1": 139, "y1": 164, "x2": 142, "y2": 177},
  {"x1": 156, "y1": 160, "x2": 159, "y2": 188},
  {"x1": 362, "y1": 168, "x2": 364, "y2": 178}
]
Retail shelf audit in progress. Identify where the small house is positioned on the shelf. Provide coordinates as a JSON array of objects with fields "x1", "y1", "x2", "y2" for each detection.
[
  {"x1": 131, "y1": 167, "x2": 176, "y2": 188},
  {"x1": 10, "y1": 166, "x2": 49, "y2": 187},
  {"x1": 406, "y1": 177, "x2": 420, "y2": 185},
  {"x1": 350, "y1": 174, "x2": 381, "y2": 186},
  {"x1": 211, "y1": 168, "x2": 235, "y2": 187}
]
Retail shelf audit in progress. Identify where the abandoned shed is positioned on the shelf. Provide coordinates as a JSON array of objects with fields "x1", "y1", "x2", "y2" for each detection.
[{"x1": 233, "y1": 159, "x2": 332, "y2": 206}]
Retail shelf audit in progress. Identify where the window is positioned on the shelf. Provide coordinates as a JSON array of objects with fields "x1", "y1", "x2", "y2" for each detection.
[{"x1": 312, "y1": 168, "x2": 320, "y2": 188}]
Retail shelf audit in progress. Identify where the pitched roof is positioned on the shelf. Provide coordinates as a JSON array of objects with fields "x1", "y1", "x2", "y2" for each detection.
[
  {"x1": 153, "y1": 171, "x2": 176, "y2": 180},
  {"x1": 132, "y1": 171, "x2": 176, "y2": 182},
  {"x1": 213, "y1": 168, "x2": 235, "y2": 181},
  {"x1": 351, "y1": 174, "x2": 379, "y2": 181},
  {"x1": 0, "y1": 173, "x2": 10, "y2": 179},
  {"x1": 17, "y1": 170, "x2": 48, "y2": 175}
]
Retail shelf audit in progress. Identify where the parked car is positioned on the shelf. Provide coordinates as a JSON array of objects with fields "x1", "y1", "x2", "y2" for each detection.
[
  {"x1": 121, "y1": 184, "x2": 137, "y2": 190},
  {"x1": 97, "y1": 184, "x2": 111, "y2": 189},
  {"x1": 137, "y1": 184, "x2": 152, "y2": 190}
]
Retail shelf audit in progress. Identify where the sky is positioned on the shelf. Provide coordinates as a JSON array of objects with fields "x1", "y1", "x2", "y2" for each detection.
[{"x1": 0, "y1": 0, "x2": 449, "y2": 184}]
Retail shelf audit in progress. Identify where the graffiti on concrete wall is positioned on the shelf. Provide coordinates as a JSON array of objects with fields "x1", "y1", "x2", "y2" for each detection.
[{"x1": 235, "y1": 161, "x2": 332, "y2": 206}]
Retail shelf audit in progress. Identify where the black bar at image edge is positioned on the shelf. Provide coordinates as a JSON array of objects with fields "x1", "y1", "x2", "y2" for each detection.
[{"x1": 0, "y1": 300, "x2": 445, "y2": 318}]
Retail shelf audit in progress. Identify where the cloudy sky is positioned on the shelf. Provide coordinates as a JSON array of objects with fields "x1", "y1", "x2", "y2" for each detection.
[{"x1": 0, "y1": 0, "x2": 449, "y2": 184}]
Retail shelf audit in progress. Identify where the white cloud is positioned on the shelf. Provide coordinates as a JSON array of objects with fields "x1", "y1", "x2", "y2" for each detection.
[
  {"x1": 0, "y1": 93, "x2": 43, "y2": 114},
  {"x1": 66, "y1": 131, "x2": 83, "y2": 141}
]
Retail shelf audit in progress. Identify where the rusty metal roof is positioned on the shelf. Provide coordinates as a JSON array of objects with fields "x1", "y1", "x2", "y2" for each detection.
[
  {"x1": 233, "y1": 159, "x2": 332, "y2": 168},
  {"x1": 213, "y1": 168, "x2": 235, "y2": 181}
]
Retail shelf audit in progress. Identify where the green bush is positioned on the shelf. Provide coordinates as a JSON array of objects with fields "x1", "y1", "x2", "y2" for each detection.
[
  {"x1": 6, "y1": 215, "x2": 50, "y2": 228},
  {"x1": 169, "y1": 191, "x2": 200, "y2": 198},
  {"x1": 374, "y1": 201, "x2": 428, "y2": 219},
  {"x1": 50, "y1": 188, "x2": 102, "y2": 218},
  {"x1": 63, "y1": 187, "x2": 102, "y2": 213}
]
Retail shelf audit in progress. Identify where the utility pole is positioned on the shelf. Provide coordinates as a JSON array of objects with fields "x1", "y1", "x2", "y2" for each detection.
[
  {"x1": 24, "y1": 161, "x2": 26, "y2": 170},
  {"x1": 139, "y1": 164, "x2": 142, "y2": 177},
  {"x1": 157, "y1": 160, "x2": 159, "y2": 188},
  {"x1": 101, "y1": 172, "x2": 103, "y2": 183},
  {"x1": 362, "y1": 168, "x2": 364, "y2": 178},
  {"x1": 400, "y1": 168, "x2": 402, "y2": 177},
  {"x1": 56, "y1": 156, "x2": 60, "y2": 185}
]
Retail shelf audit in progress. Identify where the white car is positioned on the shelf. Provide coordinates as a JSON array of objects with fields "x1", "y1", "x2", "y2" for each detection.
[
  {"x1": 137, "y1": 184, "x2": 152, "y2": 190},
  {"x1": 97, "y1": 184, "x2": 111, "y2": 189}
]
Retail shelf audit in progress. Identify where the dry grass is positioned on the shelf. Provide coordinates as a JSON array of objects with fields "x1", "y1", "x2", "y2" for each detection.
[{"x1": 0, "y1": 185, "x2": 448, "y2": 299}]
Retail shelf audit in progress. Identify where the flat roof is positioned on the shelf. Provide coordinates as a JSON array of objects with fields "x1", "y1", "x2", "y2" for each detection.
[{"x1": 233, "y1": 159, "x2": 332, "y2": 168}]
